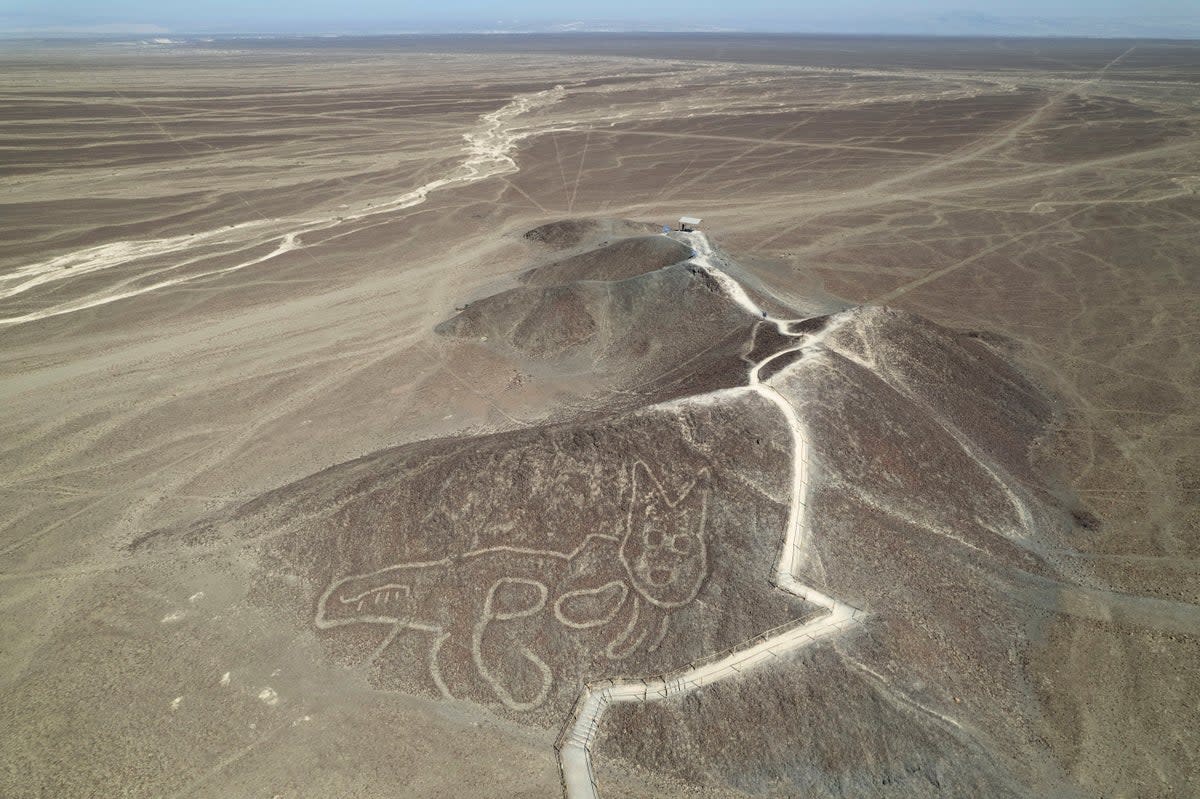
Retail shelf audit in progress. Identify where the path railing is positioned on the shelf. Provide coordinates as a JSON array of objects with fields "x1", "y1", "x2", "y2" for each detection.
[
  {"x1": 553, "y1": 605, "x2": 864, "y2": 799},
  {"x1": 553, "y1": 229, "x2": 864, "y2": 799}
]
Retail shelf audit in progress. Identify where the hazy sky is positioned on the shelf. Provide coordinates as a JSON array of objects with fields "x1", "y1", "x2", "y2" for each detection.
[{"x1": 6, "y1": 0, "x2": 1199, "y2": 35}]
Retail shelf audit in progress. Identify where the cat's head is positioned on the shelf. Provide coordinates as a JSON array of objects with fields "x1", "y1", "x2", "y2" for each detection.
[{"x1": 620, "y1": 461, "x2": 711, "y2": 608}]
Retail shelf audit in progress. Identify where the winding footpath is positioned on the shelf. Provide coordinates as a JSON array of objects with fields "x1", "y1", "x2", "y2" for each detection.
[{"x1": 556, "y1": 232, "x2": 863, "y2": 799}]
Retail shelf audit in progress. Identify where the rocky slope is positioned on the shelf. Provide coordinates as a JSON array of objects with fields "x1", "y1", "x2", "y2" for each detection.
[{"x1": 135, "y1": 219, "x2": 1200, "y2": 798}]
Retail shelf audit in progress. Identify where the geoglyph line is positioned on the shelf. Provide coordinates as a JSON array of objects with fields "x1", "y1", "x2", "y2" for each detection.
[
  {"x1": 555, "y1": 232, "x2": 863, "y2": 799},
  {"x1": 314, "y1": 460, "x2": 714, "y2": 713}
]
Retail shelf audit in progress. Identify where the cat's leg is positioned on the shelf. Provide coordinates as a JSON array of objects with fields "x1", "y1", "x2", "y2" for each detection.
[
  {"x1": 605, "y1": 597, "x2": 672, "y2": 660},
  {"x1": 471, "y1": 577, "x2": 553, "y2": 711}
]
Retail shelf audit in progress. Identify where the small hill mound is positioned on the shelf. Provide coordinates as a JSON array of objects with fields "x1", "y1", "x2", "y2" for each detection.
[
  {"x1": 522, "y1": 218, "x2": 660, "y2": 251},
  {"x1": 436, "y1": 262, "x2": 759, "y2": 400},
  {"x1": 520, "y1": 236, "x2": 693, "y2": 286},
  {"x1": 440, "y1": 228, "x2": 770, "y2": 404}
]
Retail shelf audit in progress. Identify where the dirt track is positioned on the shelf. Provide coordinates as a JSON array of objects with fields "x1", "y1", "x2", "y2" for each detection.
[{"x1": 557, "y1": 235, "x2": 863, "y2": 797}]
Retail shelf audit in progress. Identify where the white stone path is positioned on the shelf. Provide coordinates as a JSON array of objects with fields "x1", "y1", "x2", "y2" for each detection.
[{"x1": 556, "y1": 231, "x2": 863, "y2": 799}]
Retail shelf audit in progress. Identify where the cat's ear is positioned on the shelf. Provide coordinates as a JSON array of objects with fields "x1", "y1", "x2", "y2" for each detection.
[{"x1": 630, "y1": 461, "x2": 710, "y2": 512}]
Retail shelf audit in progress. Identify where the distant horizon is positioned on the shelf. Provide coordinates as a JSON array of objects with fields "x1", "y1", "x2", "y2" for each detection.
[
  {"x1": 5, "y1": 2, "x2": 1200, "y2": 41},
  {"x1": 4, "y1": 27, "x2": 1200, "y2": 42}
]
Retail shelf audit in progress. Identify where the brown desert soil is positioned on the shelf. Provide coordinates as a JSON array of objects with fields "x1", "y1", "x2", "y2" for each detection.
[{"x1": 2, "y1": 35, "x2": 1198, "y2": 799}]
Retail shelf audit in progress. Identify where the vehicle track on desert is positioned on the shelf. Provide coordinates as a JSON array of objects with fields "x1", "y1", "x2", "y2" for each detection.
[
  {"x1": 556, "y1": 232, "x2": 863, "y2": 799},
  {"x1": 745, "y1": 45, "x2": 1143, "y2": 251},
  {"x1": 0, "y1": 84, "x2": 569, "y2": 326}
]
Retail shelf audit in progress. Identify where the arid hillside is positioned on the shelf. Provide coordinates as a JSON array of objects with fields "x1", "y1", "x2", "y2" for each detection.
[
  {"x1": 118, "y1": 222, "x2": 1198, "y2": 798},
  {"x1": 3, "y1": 37, "x2": 1198, "y2": 799}
]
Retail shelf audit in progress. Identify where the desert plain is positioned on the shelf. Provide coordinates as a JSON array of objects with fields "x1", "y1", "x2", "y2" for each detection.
[{"x1": 1, "y1": 34, "x2": 1199, "y2": 798}]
